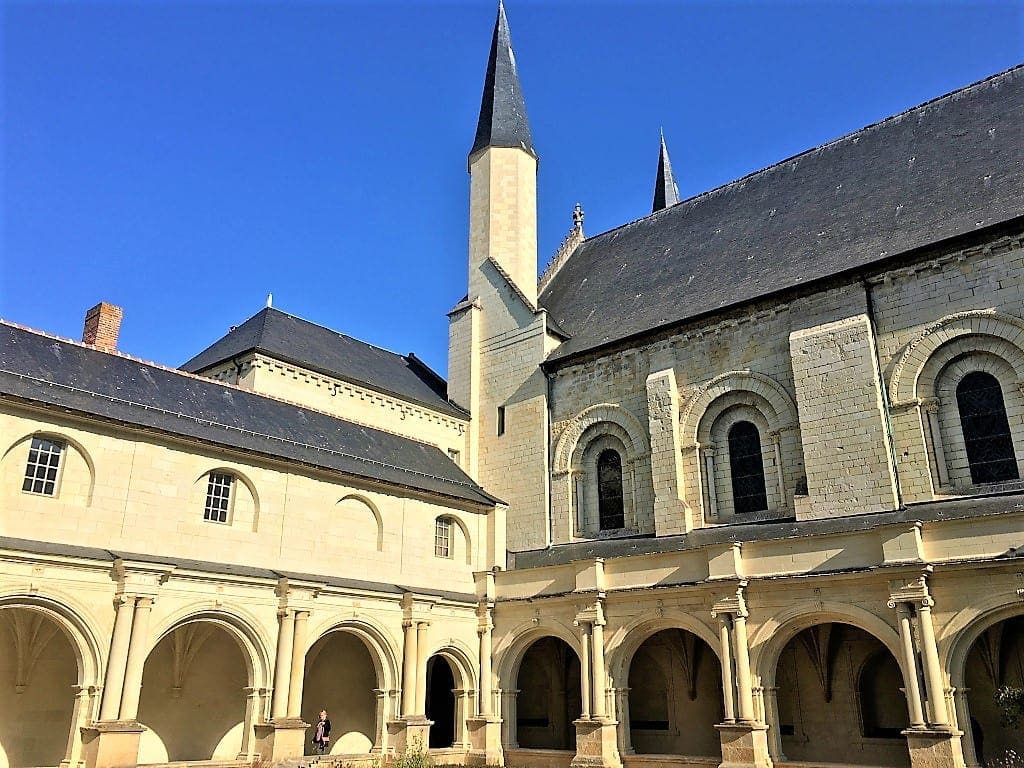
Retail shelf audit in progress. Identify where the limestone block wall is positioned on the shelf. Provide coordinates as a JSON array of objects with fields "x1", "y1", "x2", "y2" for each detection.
[
  {"x1": 869, "y1": 232, "x2": 1024, "y2": 502},
  {"x1": 0, "y1": 406, "x2": 492, "y2": 591}
]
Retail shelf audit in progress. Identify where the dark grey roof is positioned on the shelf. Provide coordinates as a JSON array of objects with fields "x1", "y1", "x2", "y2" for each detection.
[
  {"x1": 0, "y1": 323, "x2": 497, "y2": 507},
  {"x1": 541, "y1": 65, "x2": 1024, "y2": 364},
  {"x1": 181, "y1": 307, "x2": 467, "y2": 418},
  {"x1": 509, "y1": 491, "x2": 1024, "y2": 571},
  {"x1": 469, "y1": 1, "x2": 535, "y2": 160},
  {"x1": 0, "y1": 536, "x2": 475, "y2": 603},
  {"x1": 652, "y1": 132, "x2": 680, "y2": 212}
]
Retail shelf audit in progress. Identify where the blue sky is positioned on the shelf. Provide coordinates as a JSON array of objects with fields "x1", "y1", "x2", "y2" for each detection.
[{"x1": 2, "y1": 1, "x2": 1021, "y2": 376}]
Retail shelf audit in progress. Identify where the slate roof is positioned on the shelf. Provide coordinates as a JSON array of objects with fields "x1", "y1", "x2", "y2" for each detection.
[
  {"x1": 0, "y1": 323, "x2": 497, "y2": 507},
  {"x1": 181, "y1": 307, "x2": 467, "y2": 418},
  {"x1": 469, "y1": 1, "x2": 535, "y2": 160},
  {"x1": 540, "y1": 65, "x2": 1024, "y2": 364},
  {"x1": 510, "y1": 491, "x2": 1024, "y2": 571}
]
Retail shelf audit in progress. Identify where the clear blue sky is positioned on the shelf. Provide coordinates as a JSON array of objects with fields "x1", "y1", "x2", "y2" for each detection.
[{"x1": 2, "y1": 1, "x2": 1021, "y2": 376}]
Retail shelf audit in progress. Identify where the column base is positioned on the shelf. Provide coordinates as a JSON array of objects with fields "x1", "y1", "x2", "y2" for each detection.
[
  {"x1": 253, "y1": 718, "x2": 309, "y2": 762},
  {"x1": 467, "y1": 716, "x2": 504, "y2": 765},
  {"x1": 716, "y1": 722, "x2": 773, "y2": 768},
  {"x1": 80, "y1": 721, "x2": 144, "y2": 768},
  {"x1": 904, "y1": 727, "x2": 966, "y2": 768},
  {"x1": 387, "y1": 716, "x2": 434, "y2": 754},
  {"x1": 571, "y1": 718, "x2": 622, "y2": 768}
]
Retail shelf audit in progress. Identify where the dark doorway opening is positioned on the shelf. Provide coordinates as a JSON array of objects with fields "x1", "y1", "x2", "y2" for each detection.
[{"x1": 426, "y1": 655, "x2": 456, "y2": 748}]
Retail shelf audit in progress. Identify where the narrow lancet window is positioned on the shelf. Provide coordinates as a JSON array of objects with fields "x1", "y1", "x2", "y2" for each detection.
[
  {"x1": 728, "y1": 421, "x2": 768, "y2": 514},
  {"x1": 597, "y1": 449, "x2": 625, "y2": 530},
  {"x1": 956, "y1": 371, "x2": 1018, "y2": 484}
]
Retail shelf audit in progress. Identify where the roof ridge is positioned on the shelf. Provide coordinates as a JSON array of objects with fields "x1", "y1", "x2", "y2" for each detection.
[
  {"x1": 0, "y1": 319, "x2": 452, "y2": 453},
  {"x1": 560, "y1": 63, "x2": 1024, "y2": 254},
  {"x1": 261, "y1": 306, "x2": 414, "y2": 363}
]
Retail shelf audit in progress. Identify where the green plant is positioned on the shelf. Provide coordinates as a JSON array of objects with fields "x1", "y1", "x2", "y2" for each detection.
[
  {"x1": 984, "y1": 748, "x2": 1023, "y2": 768},
  {"x1": 994, "y1": 685, "x2": 1024, "y2": 728},
  {"x1": 392, "y1": 737, "x2": 431, "y2": 768}
]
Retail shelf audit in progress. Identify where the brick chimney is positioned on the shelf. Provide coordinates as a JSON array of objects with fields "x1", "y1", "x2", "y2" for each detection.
[{"x1": 82, "y1": 302, "x2": 123, "y2": 350}]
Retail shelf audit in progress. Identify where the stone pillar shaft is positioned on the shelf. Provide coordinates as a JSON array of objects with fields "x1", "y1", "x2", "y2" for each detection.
[
  {"x1": 718, "y1": 615, "x2": 736, "y2": 722},
  {"x1": 733, "y1": 613, "x2": 755, "y2": 723},
  {"x1": 918, "y1": 602, "x2": 950, "y2": 727},
  {"x1": 287, "y1": 610, "x2": 309, "y2": 718},
  {"x1": 99, "y1": 597, "x2": 135, "y2": 721},
  {"x1": 478, "y1": 623, "x2": 492, "y2": 717},
  {"x1": 592, "y1": 621, "x2": 607, "y2": 718},
  {"x1": 416, "y1": 622, "x2": 430, "y2": 716},
  {"x1": 896, "y1": 603, "x2": 926, "y2": 728},
  {"x1": 580, "y1": 624, "x2": 592, "y2": 719},
  {"x1": 118, "y1": 597, "x2": 153, "y2": 721},
  {"x1": 401, "y1": 621, "x2": 417, "y2": 717},
  {"x1": 271, "y1": 610, "x2": 294, "y2": 719}
]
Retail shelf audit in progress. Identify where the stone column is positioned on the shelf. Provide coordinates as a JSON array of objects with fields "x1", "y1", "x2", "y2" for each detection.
[
  {"x1": 271, "y1": 610, "x2": 294, "y2": 720},
  {"x1": 580, "y1": 623, "x2": 592, "y2": 719},
  {"x1": 287, "y1": 610, "x2": 309, "y2": 718},
  {"x1": 923, "y1": 401, "x2": 949, "y2": 487},
  {"x1": 99, "y1": 596, "x2": 135, "y2": 720},
  {"x1": 372, "y1": 689, "x2": 388, "y2": 754},
  {"x1": 239, "y1": 687, "x2": 262, "y2": 760},
  {"x1": 63, "y1": 685, "x2": 96, "y2": 768},
  {"x1": 770, "y1": 431, "x2": 786, "y2": 508},
  {"x1": 718, "y1": 614, "x2": 736, "y2": 722},
  {"x1": 733, "y1": 613, "x2": 756, "y2": 723},
  {"x1": 703, "y1": 448, "x2": 719, "y2": 520},
  {"x1": 478, "y1": 621, "x2": 492, "y2": 717},
  {"x1": 416, "y1": 622, "x2": 429, "y2": 716},
  {"x1": 614, "y1": 688, "x2": 633, "y2": 755},
  {"x1": 761, "y1": 686, "x2": 785, "y2": 761},
  {"x1": 592, "y1": 620, "x2": 607, "y2": 719},
  {"x1": 402, "y1": 620, "x2": 418, "y2": 717},
  {"x1": 118, "y1": 597, "x2": 152, "y2": 721},
  {"x1": 917, "y1": 600, "x2": 951, "y2": 727},
  {"x1": 500, "y1": 689, "x2": 519, "y2": 748},
  {"x1": 896, "y1": 603, "x2": 926, "y2": 728}
]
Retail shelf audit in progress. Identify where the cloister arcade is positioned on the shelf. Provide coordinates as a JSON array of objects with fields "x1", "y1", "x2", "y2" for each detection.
[{"x1": 1, "y1": 591, "x2": 1022, "y2": 768}]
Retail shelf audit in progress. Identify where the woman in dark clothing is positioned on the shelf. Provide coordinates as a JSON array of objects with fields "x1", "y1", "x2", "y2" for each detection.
[{"x1": 313, "y1": 710, "x2": 332, "y2": 755}]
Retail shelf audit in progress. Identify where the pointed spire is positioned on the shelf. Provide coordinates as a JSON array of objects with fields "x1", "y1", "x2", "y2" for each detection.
[
  {"x1": 469, "y1": 1, "x2": 535, "y2": 160},
  {"x1": 652, "y1": 129, "x2": 680, "y2": 212}
]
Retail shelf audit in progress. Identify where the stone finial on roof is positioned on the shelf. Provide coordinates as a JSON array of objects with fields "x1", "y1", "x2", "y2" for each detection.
[
  {"x1": 539, "y1": 203, "x2": 586, "y2": 293},
  {"x1": 469, "y1": 1, "x2": 536, "y2": 160},
  {"x1": 653, "y1": 129, "x2": 681, "y2": 212}
]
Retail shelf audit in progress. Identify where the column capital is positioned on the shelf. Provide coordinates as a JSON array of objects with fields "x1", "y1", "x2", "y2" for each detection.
[
  {"x1": 887, "y1": 571, "x2": 933, "y2": 609},
  {"x1": 920, "y1": 396, "x2": 941, "y2": 414},
  {"x1": 711, "y1": 582, "x2": 749, "y2": 618}
]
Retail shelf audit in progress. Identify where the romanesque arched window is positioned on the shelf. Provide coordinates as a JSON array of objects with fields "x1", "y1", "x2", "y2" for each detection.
[
  {"x1": 727, "y1": 421, "x2": 768, "y2": 514},
  {"x1": 956, "y1": 371, "x2": 1019, "y2": 485},
  {"x1": 597, "y1": 449, "x2": 625, "y2": 530}
]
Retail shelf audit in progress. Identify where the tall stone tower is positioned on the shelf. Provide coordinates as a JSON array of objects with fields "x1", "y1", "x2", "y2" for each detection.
[{"x1": 448, "y1": 2, "x2": 560, "y2": 553}]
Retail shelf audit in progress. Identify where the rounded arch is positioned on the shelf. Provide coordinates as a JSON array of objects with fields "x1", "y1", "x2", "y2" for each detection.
[
  {"x1": 890, "y1": 310, "x2": 1024, "y2": 404},
  {"x1": 148, "y1": 605, "x2": 272, "y2": 690},
  {"x1": 553, "y1": 404, "x2": 650, "y2": 475},
  {"x1": 308, "y1": 616, "x2": 401, "y2": 692},
  {"x1": 750, "y1": 602, "x2": 902, "y2": 687},
  {"x1": 0, "y1": 592, "x2": 104, "y2": 687},
  {"x1": 427, "y1": 639, "x2": 478, "y2": 692},
  {"x1": 943, "y1": 598, "x2": 1024, "y2": 690},
  {"x1": 2, "y1": 429, "x2": 97, "y2": 505},
  {"x1": 495, "y1": 621, "x2": 582, "y2": 691},
  {"x1": 605, "y1": 612, "x2": 721, "y2": 688},
  {"x1": 338, "y1": 494, "x2": 384, "y2": 552},
  {"x1": 681, "y1": 371, "x2": 798, "y2": 447}
]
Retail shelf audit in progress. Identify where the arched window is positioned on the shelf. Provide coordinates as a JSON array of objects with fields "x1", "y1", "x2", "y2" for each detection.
[
  {"x1": 22, "y1": 436, "x2": 65, "y2": 497},
  {"x1": 858, "y1": 651, "x2": 909, "y2": 738},
  {"x1": 727, "y1": 421, "x2": 768, "y2": 514},
  {"x1": 434, "y1": 516, "x2": 453, "y2": 558},
  {"x1": 956, "y1": 371, "x2": 1018, "y2": 485},
  {"x1": 203, "y1": 472, "x2": 234, "y2": 523},
  {"x1": 597, "y1": 449, "x2": 624, "y2": 530}
]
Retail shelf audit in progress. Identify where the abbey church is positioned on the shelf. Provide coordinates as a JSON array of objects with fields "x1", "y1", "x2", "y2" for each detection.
[{"x1": 1, "y1": 6, "x2": 1022, "y2": 768}]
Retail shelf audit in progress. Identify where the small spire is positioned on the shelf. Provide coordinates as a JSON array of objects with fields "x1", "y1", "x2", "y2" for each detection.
[
  {"x1": 652, "y1": 130, "x2": 680, "y2": 212},
  {"x1": 469, "y1": 1, "x2": 535, "y2": 160}
]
